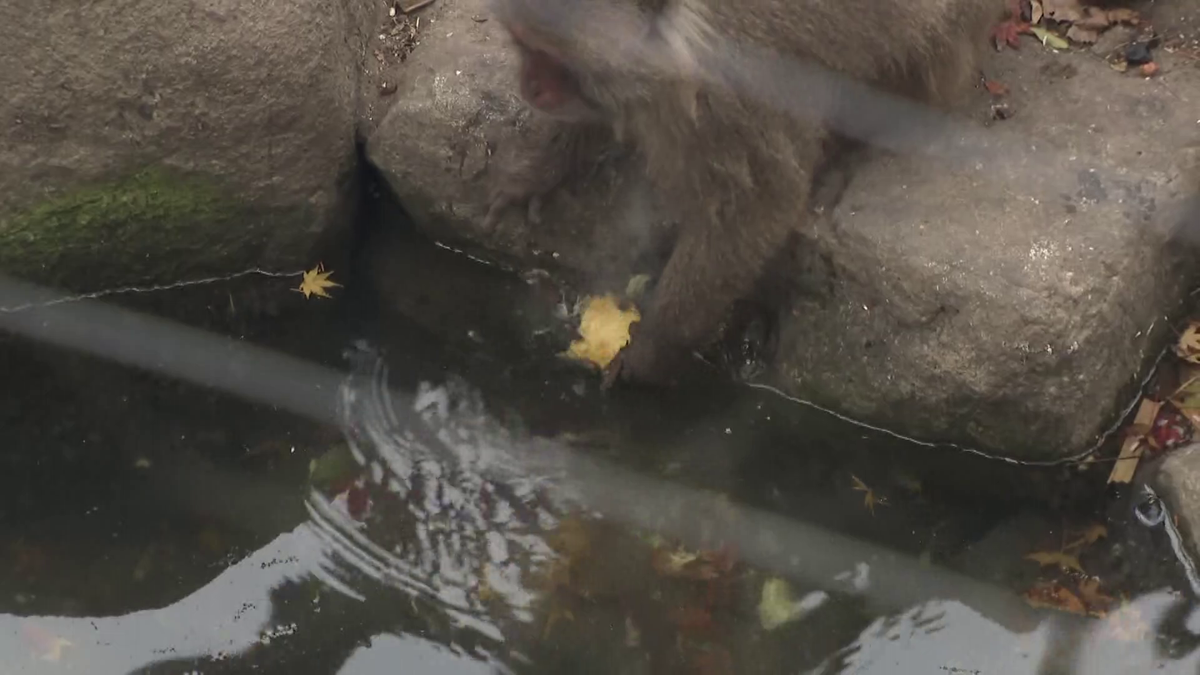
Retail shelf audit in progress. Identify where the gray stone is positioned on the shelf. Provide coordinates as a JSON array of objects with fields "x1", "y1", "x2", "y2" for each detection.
[
  {"x1": 364, "y1": 0, "x2": 662, "y2": 289},
  {"x1": 1149, "y1": 443, "x2": 1200, "y2": 566},
  {"x1": 364, "y1": 0, "x2": 1200, "y2": 461},
  {"x1": 773, "y1": 43, "x2": 1200, "y2": 459},
  {"x1": 0, "y1": 0, "x2": 378, "y2": 292}
]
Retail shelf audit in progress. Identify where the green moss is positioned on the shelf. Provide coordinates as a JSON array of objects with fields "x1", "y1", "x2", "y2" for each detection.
[{"x1": 0, "y1": 168, "x2": 255, "y2": 289}]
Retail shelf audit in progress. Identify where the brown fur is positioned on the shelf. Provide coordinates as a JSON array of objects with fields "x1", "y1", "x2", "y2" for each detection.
[{"x1": 487, "y1": 0, "x2": 1002, "y2": 386}]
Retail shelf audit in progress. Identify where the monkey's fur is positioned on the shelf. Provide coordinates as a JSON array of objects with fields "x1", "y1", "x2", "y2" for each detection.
[{"x1": 487, "y1": 0, "x2": 1002, "y2": 386}]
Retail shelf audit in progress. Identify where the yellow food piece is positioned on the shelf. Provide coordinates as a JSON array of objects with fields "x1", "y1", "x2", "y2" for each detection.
[{"x1": 565, "y1": 294, "x2": 641, "y2": 369}]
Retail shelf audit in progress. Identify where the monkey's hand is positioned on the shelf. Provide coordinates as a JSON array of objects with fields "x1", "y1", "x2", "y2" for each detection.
[
  {"x1": 601, "y1": 322, "x2": 686, "y2": 389},
  {"x1": 481, "y1": 122, "x2": 593, "y2": 232},
  {"x1": 481, "y1": 177, "x2": 547, "y2": 232}
]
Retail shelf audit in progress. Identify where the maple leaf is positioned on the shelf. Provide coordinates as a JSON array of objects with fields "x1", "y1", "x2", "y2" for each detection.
[
  {"x1": 294, "y1": 263, "x2": 342, "y2": 299},
  {"x1": 993, "y1": 19, "x2": 1031, "y2": 49},
  {"x1": 1176, "y1": 322, "x2": 1200, "y2": 363},
  {"x1": 984, "y1": 80, "x2": 1010, "y2": 96},
  {"x1": 1063, "y1": 523, "x2": 1107, "y2": 551},
  {"x1": 1076, "y1": 577, "x2": 1116, "y2": 616},
  {"x1": 1024, "y1": 581, "x2": 1087, "y2": 615},
  {"x1": 564, "y1": 294, "x2": 641, "y2": 370},
  {"x1": 1024, "y1": 550, "x2": 1084, "y2": 573},
  {"x1": 851, "y1": 474, "x2": 887, "y2": 515}
]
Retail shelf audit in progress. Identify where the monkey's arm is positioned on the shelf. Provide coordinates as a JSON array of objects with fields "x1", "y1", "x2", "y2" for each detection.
[
  {"x1": 482, "y1": 120, "x2": 614, "y2": 231},
  {"x1": 607, "y1": 121, "x2": 822, "y2": 386}
]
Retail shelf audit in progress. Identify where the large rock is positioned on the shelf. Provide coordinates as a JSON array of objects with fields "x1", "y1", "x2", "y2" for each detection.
[
  {"x1": 1148, "y1": 442, "x2": 1200, "y2": 567},
  {"x1": 365, "y1": 0, "x2": 1200, "y2": 461},
  {"x1": 0, "y1": 0, "x2": 378, "y2": 292}
]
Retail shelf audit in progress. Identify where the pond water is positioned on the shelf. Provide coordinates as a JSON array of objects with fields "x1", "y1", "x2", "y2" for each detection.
[{"x1": 1, "y1": 196, "x2": 1199, "y2": 675}]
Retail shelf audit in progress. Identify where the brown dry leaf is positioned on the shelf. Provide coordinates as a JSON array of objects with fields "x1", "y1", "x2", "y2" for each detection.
[
  {"x1": 671, "y1": 604, "x2": 716, "y2": 633},
  {"x1": 1066, "y1": 25, "x2": 1100, "y2": 43},
  {"x1": 549, "y1": 515, "x2": 592, "y2": 559},
  {"x1": 1030, "y1": 0, "x2": 1044, "y2": 24},
  {"x1": 1074, "y1": 5, "x2": 1114, "y2": 29},
  {"x1": 651, "y1": 545, "x2": 735, "y2": 581},
  {"x1": 1176, "y1": 322, "x2": 1200, "y2": 363},
  {"x1": 1109, "y1": 398, "x2": 1160, "y2": 484},
  {"x1": 1025, "y1": 581, "x2": 1088, "y2": 615},
  {"x1": 984, "y1": 79, "x2": 1010, "y2": 96},
  {"x1": 564, "y1": 294, "x2": 641, "y2": 369},
  {"x1": 851, "y1": 474, "x2": 887, "y2": 516},
  {"x1": 1025, "y1": 550, "x2": 1085, "y2": 574},
  {"x1": 1106, "y1": 8, "x2": 1140, "y2": 25},
  {"x1": 1077, "y1": 577, "x2": 1116, "y2": 616},
  {"x1": 1041, "y1": 0, "x2": 1084, "y2": 23},
  {"x1": 542, "y1": 603, "x2": 575, "y2": 639},
  {"x1": 1063, "y1": 523, "x2": 1108, "y2": 550},
  {"x1": 1107, "y1": 436, "x2": 1146, "y2": 484},
  {"x1": 652, "y1": 547, "x2": 700, "y2": 577}
]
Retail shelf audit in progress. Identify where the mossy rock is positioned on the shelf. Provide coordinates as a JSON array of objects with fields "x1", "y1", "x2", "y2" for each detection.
[{"x1": 0, "y1": 167, "x2": 314, "y2": 293}]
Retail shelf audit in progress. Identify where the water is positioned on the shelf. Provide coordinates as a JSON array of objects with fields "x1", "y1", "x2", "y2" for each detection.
[{"x1": 1, "y1": 203, "x2": 1199, "y2": 674}]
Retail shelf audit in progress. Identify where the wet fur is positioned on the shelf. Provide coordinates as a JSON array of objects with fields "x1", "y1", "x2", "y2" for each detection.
[{"x1": 490, "y1": 0, "x2": 1002, "y2": 385}]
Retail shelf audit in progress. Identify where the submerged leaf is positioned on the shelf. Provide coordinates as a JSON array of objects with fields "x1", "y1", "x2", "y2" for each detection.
[
  {"x1": 1063, "y1": 523, "x2": 1108, "y2": 551},
  {"x1": 1024, "y1": 581, "x2": 1088, "y2": 615},
  {"x1": 1025, "y1": 550, "x2": 1084, "y2": 573},
  {"x1": 1077, "y1": 577, "x2": 1116, "y2": 616},
  {"x1": 851, "y1": 474, "x2": 887, "y2": 515}
]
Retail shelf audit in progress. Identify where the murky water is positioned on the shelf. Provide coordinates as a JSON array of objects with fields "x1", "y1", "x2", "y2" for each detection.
[{"x1": 2, "y1": 207, "x2": 1200, "y2": 674}]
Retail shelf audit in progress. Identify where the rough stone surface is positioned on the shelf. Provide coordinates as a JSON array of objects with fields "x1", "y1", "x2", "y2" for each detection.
[
  {"x1": 365, "y1": 0, "x2": 1200, "y2": 460},
  {"x1": 364, "y1": 0, "x2": 662, "y2": 290},
  {"x1": 775, "y1": 42, "x2": 1200, "y2": 459},
  {"x1": 1149, "y1": 442, "x2": 1200, "y2": 564},
  {"x1": 0, "y1": 0, "x2": 378, "y2": 292}
]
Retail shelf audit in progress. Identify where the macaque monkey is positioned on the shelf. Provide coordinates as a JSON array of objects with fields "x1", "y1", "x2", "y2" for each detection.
[{"x1": 485, "y1": 0, "x2": 1001, "y2": 387}]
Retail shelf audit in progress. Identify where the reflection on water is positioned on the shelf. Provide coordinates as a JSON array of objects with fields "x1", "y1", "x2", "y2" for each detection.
[{"x1": 3, "y1": 321, "x2": 1200, "y2": 673}]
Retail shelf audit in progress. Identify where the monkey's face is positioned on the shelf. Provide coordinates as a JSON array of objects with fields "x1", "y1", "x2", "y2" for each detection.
[
  {"x1": 503, "y1": 20, "x2": 606, "y2": 122},
  {"x1": 494, "y1": 0, "x2": 669, "y2": 122}
]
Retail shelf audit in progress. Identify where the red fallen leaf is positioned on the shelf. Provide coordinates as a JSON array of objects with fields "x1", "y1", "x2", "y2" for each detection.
[
  {"x1": 984, "y1": 80, "x2": 1010, "y2": 96},
  {"x1": 670, "y1": 605, "x2": 716, "y2": 634},
  {"x1": 692, "y1": 647, "x2": 734, "y2": 675},
  {"x1": 346, "y1": 484, "x2": 371, "y2": 520},
  {"x1": 993, "y1": 20, "x2": 1031, "y2": 50},
  {"x1": 1148, "y1": 404, "x2": 1192, "y2": 452}
]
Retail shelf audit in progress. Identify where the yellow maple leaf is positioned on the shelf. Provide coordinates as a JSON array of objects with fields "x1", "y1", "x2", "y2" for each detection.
[
  {"x1": 294, "y1": 263, "x2": 342, "y2": 299},
  {"x1": 564, "y1": 294, "x2": 640, "y2": 369},
  {"x1": 851, "y1": 474, "x2": 887, "y2": 516},
  {"x1": 1024, "y1": 550, "x2": 1084, "y2": 574},
  {"x1": 1177, "y1": 322, "x2": 1200, "y2": 364}
]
